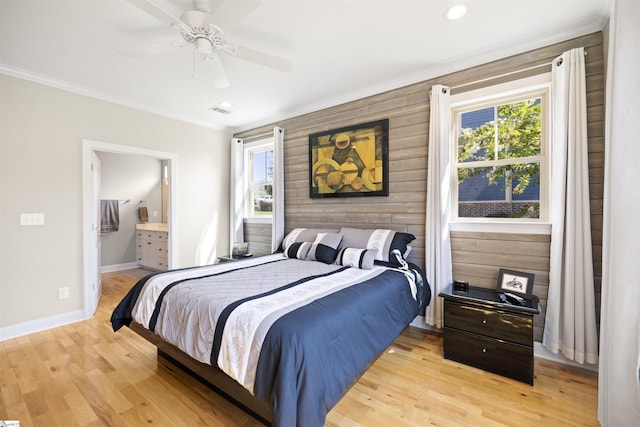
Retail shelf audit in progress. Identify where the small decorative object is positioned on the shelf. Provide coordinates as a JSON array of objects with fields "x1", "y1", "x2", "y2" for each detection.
[
  {"x1": 496, "y1": 268, "x2": 535, "y2": 298},
  {"x1": 309, "y1": 119, "x2": 389, "y2": 198},
  {"x1": 453, "y1": 280, "x2": 469, "y2": 292},
  {"x1": 232, "y1": 242, "x2": 249, "y2": 258}
]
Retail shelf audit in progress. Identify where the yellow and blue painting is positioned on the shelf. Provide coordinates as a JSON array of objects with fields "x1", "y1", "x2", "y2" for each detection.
[{"x1": 309, "y1": 119, "x2": 388, "y2": 198}]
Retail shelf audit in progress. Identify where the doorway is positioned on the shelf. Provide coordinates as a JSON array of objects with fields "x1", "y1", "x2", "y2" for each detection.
[{"x1": 82, "y1": 139, "x2": 178, "y2": 318}]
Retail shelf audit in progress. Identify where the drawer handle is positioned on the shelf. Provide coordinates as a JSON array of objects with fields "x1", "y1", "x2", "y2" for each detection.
[
  {"x1": 482, "y1": 348, "x2": 487, "y2": 353},
  {"x1": 482, "y1": 319, "x2": 487, "y2": 324}
]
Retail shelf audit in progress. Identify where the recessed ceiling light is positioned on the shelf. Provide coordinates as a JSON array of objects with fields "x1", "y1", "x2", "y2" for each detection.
[{"x1": 444, "y1": 4, "x2": 467, "y2": 20}]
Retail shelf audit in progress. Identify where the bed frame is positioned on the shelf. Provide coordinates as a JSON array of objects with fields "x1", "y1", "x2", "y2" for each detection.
[{"x1": 129, "y1": 322, "x2": 273, "y2": 425}]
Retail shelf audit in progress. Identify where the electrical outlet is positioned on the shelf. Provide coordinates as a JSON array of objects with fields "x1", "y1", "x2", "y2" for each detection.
[{"x1": 58, "y1": 287, "x2": 69, "y2": 300}]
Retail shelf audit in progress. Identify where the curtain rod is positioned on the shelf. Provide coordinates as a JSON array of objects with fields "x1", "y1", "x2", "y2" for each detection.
[
  {"x1": 447, "y1": 49, "x2": 587, "y2": 93},
  {"x1": 237, "y1": 130, "x2": 274, "y2": 143}
]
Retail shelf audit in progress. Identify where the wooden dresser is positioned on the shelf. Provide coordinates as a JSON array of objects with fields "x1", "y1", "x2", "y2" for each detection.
[
  {"x1": 439, "y1": 285, "x2": 540, "y2": 385},
  {"x1": 136, "y1": 223, "x2": 168, "y2": 270}
]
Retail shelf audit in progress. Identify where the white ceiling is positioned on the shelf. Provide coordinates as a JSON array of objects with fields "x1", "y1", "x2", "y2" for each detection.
[{"x1": 0, "y1": 0, "x2": 610, "y2": 132}]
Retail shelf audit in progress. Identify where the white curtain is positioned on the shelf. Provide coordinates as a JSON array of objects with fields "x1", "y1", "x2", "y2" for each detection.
[
  {"x1": 271, "y1": 127, "x2": 285, "y2": 253},
  {"x1": 425, "y1": 84, "x2": 453, "y2": 328},
  {"x1": 230, "y1": 138, "x2": 244, "y2": 249},
  {"x1": 543, "y1": 47, "x2": 598, "y2": 365},
  {"x1": 599, "y1": 0, "x2": 640, "y2": 425}
]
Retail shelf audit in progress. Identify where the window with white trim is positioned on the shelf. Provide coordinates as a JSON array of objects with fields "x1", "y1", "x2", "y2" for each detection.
[
  {"x1": 451, "y1": 75, "x2": 550, "y2": 223},
  {"x1": 244, "y1": 139, "x2": 274, "y2": 219}
]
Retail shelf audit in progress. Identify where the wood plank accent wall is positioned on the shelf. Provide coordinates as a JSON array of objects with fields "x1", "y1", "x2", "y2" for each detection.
[
  {"x1": 236, "y1": 32, "x2": 605, "y2": 342},
  {"x1": 244, "y1": 222, "x2": 272, "y2": 256}
]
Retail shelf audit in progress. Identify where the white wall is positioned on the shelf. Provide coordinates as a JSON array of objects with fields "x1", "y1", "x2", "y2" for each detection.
[
  {"x1": 599, "y1": 1, "x2": 640, "y2": 425},
  {"x1": 0, "y1": 74, "x2": 231, "y2": 334},
  {"x1": 98, "y1": 152, "x2": 163, "y2": 267}
]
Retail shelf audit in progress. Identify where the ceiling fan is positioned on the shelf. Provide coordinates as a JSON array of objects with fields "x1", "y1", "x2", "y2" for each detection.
[{"x1": 123, "y1": 0, "x2": 291, "y2": 88}]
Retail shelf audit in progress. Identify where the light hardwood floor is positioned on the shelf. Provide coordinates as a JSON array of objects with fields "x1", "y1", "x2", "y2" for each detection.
[{"x1": 0, "y1": 271, "x2": 599, "y2": 426}]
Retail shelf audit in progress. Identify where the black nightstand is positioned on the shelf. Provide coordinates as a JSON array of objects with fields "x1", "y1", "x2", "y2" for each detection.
[{"x1": 439, "y1": 285, "x2": 540, "y2": 385}]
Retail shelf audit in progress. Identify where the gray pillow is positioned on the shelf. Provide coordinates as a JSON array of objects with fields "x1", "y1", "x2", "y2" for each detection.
[{"x1": 281, "y1": 228, "x2": 339, "y2": 251}]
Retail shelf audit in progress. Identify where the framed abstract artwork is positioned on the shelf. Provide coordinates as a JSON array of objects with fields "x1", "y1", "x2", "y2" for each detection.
[{"x1": 309, "y1": 119, "x2": 389, "y2": 198}]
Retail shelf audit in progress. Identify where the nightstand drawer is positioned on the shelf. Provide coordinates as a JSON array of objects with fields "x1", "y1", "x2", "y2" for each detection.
[
  {"x1": 444, "y1": 328, "x2": 534, "y2": 384},
  {"x1": 444, "y1": 300, "x2": 532, "y2": 346}
]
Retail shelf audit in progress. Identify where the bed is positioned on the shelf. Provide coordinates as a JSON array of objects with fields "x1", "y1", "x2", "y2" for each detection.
[{"x1": 111, "y1": 228, "x2": 430, "y2": 427}]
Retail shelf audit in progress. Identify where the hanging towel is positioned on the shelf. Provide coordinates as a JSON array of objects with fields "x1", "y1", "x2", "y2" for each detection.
[
  {"x1": 101, "y1": 200, "x2": 120, "y2": 232},
  {"x1": 138, "y1": 205, "x2": 149, "y2": 223}
]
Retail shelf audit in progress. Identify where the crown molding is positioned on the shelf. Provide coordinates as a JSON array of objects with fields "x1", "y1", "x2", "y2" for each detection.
[
  {"x1": 0, "y1": 64, "x2": 229, "y2": 132},
  {"x1": 233, "y1": 22, "x2": 606, "y2": 133}
]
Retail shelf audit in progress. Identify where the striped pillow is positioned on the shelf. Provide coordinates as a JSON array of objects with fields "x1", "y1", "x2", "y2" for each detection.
[
  {"x1": 283, "y1": 242, "x2": 312, "y2": 260},
  {"x1": 335, "y1": 248, "x2": 375, "y2": 270},
  {"x1": 306, "y1": 233, "x2": 343, "y2": 264},
  {"x1": 339, "y1": 227, "x2": 416, "y2": 265}
]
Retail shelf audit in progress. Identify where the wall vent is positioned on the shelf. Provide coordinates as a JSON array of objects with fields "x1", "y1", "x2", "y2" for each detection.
[{"x1": 209, "y1": 106, "x2": 233, "y2": 114}]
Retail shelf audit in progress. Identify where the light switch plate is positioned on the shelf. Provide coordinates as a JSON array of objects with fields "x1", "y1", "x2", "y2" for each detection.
[{"x1": 20, "y1": 213, "x2": 45, "y2": 226}]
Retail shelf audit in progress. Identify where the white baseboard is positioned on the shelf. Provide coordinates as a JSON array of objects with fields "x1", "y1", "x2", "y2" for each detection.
[
  {"x1": 0, "y1": 309, "x2": 84, "y2": 342},
  {"x1": 534, "y1": 342, "x2": 599, "y2": 372},
  {"x1": 101, "y1": 262, "x2": 140, "y2": 273},
  {"x1": 410, "y1": 315, "x2": 440, "y2": 333}
]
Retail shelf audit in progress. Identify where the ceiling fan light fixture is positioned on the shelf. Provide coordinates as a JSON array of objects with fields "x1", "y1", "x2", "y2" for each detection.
[
  {"x1": 444, "y1": 4, "x2": 468, "y2": 21},
  {"x1": 195, "y1": 37, "x2": 213, "y2": 55}
]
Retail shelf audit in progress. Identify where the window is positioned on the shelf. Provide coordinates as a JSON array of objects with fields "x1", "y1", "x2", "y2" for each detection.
[
  {"x1": 451, "y1": 75, "x2": 550, "y2": 223},
  {"x1": 244, "y1": 139, "x2": 274, "y2": 218}
]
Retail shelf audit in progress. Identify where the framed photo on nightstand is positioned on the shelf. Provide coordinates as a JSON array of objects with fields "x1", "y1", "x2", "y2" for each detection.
[{"x1": 496, "y1": 268, "x2": 535, "y2": 298}]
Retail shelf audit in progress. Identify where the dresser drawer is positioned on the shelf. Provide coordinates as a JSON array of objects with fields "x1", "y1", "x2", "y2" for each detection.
[
  {"x1": 138, "y1": 240, "x2": 168, "y2": 251},
  {"x1": 444, "y1": 328, "x2": 534, "y2": 384},
  {"x1": 444, "y1": 300, "x2": 532, "y2": 346},
  {"x1": 150, "y1": 253, "x2": 168, "y2": 270},
  {"x1": 136, "y1": 230, "x2": 167, "y2": 242}
]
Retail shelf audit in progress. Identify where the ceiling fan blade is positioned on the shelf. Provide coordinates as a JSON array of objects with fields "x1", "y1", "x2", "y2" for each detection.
[
  {"x1": 209, "y1": 58, "x2": 230, "y2": 88},
  {"x1": 126, "y1": 0, "x2": 189, "y2": 32},
  {"x1": 119, "y1": 41, "x2": 186, "y2": 58},
  {"x1": 209, "y1": 0, "x2": 260, "y2": 31},
  {"x1": 233, "y1": 44, "x2": 291, "y2": 72},
  {"x1": 192, "y1": 0, "x2": 221, "y2": 14}
]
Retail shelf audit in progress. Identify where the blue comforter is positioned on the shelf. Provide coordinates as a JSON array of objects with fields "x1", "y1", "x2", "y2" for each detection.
[{"x1": 111, "y1": 256, "x2": 430, "y2": 427}]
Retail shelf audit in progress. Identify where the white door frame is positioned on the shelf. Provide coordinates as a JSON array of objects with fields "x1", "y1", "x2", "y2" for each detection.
[
  {"x1": 82, "y1": 139, "x2": 178, "y2": 319},
  {"x1": 90, "y1": 151, "x2": 102, "y2": 315}
]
